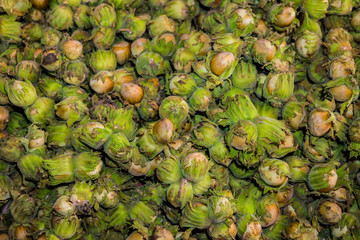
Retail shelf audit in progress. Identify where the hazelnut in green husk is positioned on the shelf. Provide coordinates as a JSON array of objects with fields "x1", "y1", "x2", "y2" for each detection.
[
  {"x1": 5, "y1": 112, "x2": 29, "y2": 137},
  {"x1": 184, "y1": 30, "x2": 211, "y2": 57},
  {"x1": 113, "y1": 68, "x2": 135, "y2": 92},
  {"x1": 47, "y1": 124, "x2": 72, "y2": 148},
  {"x1": 181, "y1": 152, "x2": 209, "y2": 183},
  {"x1": 25, "y1": 97, "x2": 55, "y2": 126},
  {"x1": 138, "y1": 77, "x2": 160, "y2": 99},
  {"x1": 127, "y1": 147, "x2": 151, "y2": 176},
  {"x1": 209, "y1": 139, "x2": 237, "y2": 167},
  {"x1": 90, "y1": 3, "x2": 116, "y2": 28},
  {"x1": 192, "y1": 172, "x2": 211, "y2": 196},
  {"x1": 222, "y1": 89, "x2": 258, "y2": 124},
  {"x1": 90, "y1": 70, "x2": 115, "y2": 94},
  {"x1": 47, "y1": 5, "x2": 74, "y2": 30},
  {"x1": 94, "y1": 187, "x2": 119, "y2": 209},
  {"x1": 227, "y1": 8, "x2": 256, "y2": 37},
  {"x1": 328, "y1": 0, "x2": 352, "y2": 15},
  {"x1": 325, "y1": 28, "x2": 353, "y2": 59},
  {"x1": 0, "y1": 77, "x2": 9, "y2": 105},
  {"x1": 5, "y1": 80, "x2": 37, "y2": 108},
  {"x1": 41, "y1": 49, "x2": 62, "y2": 72},
  {"x1": 236, "y1": 214, "x2": 262, "y2": 240},
  {"x1": 231, "y1": 60, "x2": 257, "y2": 90},
  {"x1": 0, "y1": 15, "x2": 22, "y2": 42},
  {"x1": 15, "y1": 61, "x2": 40, "y2": 82},
  {"x1": 276, "y1": 184, "x2": 294, "y2": 207},
  {"x1": 303, "y1": 0, "x2": 329, "y2": 20},
  {"x1": 172, "y1": 48, "x2": 197, "y2": 74},
  {"x1": 151, "y1": 33, "x2": 177, "y2": 57},
  {"x1": 92, "y1": 27, "x2": 116, "y2": 50},
  {"x1": 43, "y1": 152, "x2": 75, "y2": 185},
  {"x1": 189, "y1": 87, "x2": 212, "y2": 112},
  {"x1": 303, "y1": 135, "x2": 332, "y2": 162},
  {"x1": 17, "y1": 154, "x2": 46, "y2": 181},
  {"x1": 129, "y1": 201, "x2": 157, "y2": 226},
  {"x1": 79, "y1": 122, "x2": 112, "y2": 150},
  {"x1": 226, "y1": 119, "x2": 258, "y2": 151},
  {"x1": 21, "y1": 23, "x2": 44, "y2": 42},
  {"x1": 136, "y1": 52, "x2": 165, "y2": 78},
  {"x1": 70, "y1": 181, "x2": 94, "y2": 214},
  {"x1": 209, "y1": 219, "x2": 237, "y2": 240},
  {"x1": 307, "y1": 53, "x2": 329, "y2": 84},
  {"x1": 255, "y1": 117, "x2": 297, "y2": 158},
  {"x1": 41, "y1": 28, "x2": 62, "y2": 47},
  {"x1": 1, "y1": 0, "x2": 31, "y2": 17},
  {"x1": 148, "y1": 15, "x2": 176, "y2": 38},
  {"x1": 104, "y1": 132, "x2": 132, "y2": 166},
  {"x1": 0, "y1": 136, "x2": 25, "y2": 162},
  {"x1": 89, "y1": 50, "x2": 117, "y2": 72},
  {"x1": 192, "y1": 116, "x2": 222, "y2": 148},
  {"x1": 236, "y1": 183, "x2": 261, "y2": 215},
  {"x1": 329, "y1": 56, "x2": 355, "y2": 79},
  {"x1": 252, "y1": 39, "x2": 276, "y2": 65},
  {"x1": 180, "y1": 200, "x2": 211, "y2": 229},
  {"x1": 285, "y1": 156, "x2": 310, "y2": 182},
  {"x1": 352, "y1": 10, "x2": 360, "y2": 32},
  {"x1": 157, "y1": 155, "x2": 181, "y2": 184},
  {"x1": 108, "y1": 203, "x2": 129, "y2": 231},
  {"x1": 62, "y1": 39, "x2": 83, "y2": 60},
  {"x1": 61, "y1": 85, "x2": 89, "y2": 100},
  {"x1": 208, "y1": 51, "x2": 237, "y2": 80},
  {"x1": 62, "y1": 60, "x2": 89, "y2": 85},
  {"x1": 330, "y1": 187, "x2": 348, "y2": 202},
  {"x1": 164, "y1": 0, "x2": 188, "y2": 20},
  {"x1": 74, "y1": 152, "x2": 103, "y2": 180},
  {"x1": 71, "y1": 125, "x2": 91, "y2": 153},
  {"x1": 263, "y1": 72, "x2": 294, "y2": 107},
  {"x1": 52, "y1": 215, "x2": 80, "y2": 239},
  {"x1": 167, "y1": 178, "x2": 194, "y2": 209},
  {"x1": 254, "y1": 99, "x2": 279, "y2": 119},
  {"x1": 159, "y1": 96, "x2": 189, "y2": 129},
  {"x1": 258, "y1": 158, "x2": 290, "y2": 188},
  {"x1": 282, "y1": 101, "x2": 307, "y2": 130},
  {"x1": 10, "y1": 194, "x2": 39, "y2": 223},
  {"x1": 137, "y1": 99, "x2": 159, "y2": 121},
  {"x1": 267, "y1": 4, "x2": 296, "y2": 30},
  {"x1": 209, "y1": 192, "x2": 235, "y2": 223},
  {"x1": 257, "y1": 194, "x2": 279, "y2": 227},
  {"x1": 107, "y1": 107, "x2": 138, "y2": 139},
  {"x1": 212, "y1": 33, "x2": 244, "y2": 56},
  {"x1": 324, "y1": 76, "x2": 358, "y2": 102},
  {"x1": 120, "y1": 13, "x2": 148, "y2": 41},
  {"x1": 38, "y1": 75, "x2": 63, "y2": 99},
  {"x1": 192, "y1": 60, "x2": 209, "y2": 79},
  {"x1": 295, "y1": 30, "x2": 322, "y2": 59},
  {"x1": 53, "y1": 195, "x2": 75, "y2": 216},
  {"x1": 131, "y1": 38, "x2": 150, "y2": 58},
  {"x1": 169, "y1": 74, "x2": 197, "y2": 97},
  {"x1": 136, "y1": 126, "x2": 164, "y2": 159},
  {"x1": 307, "y1": 163, "x2": 338, "y2": 192},
  {"x1": 349, "y1": 118, "x2": 360, "y2": 143}
]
